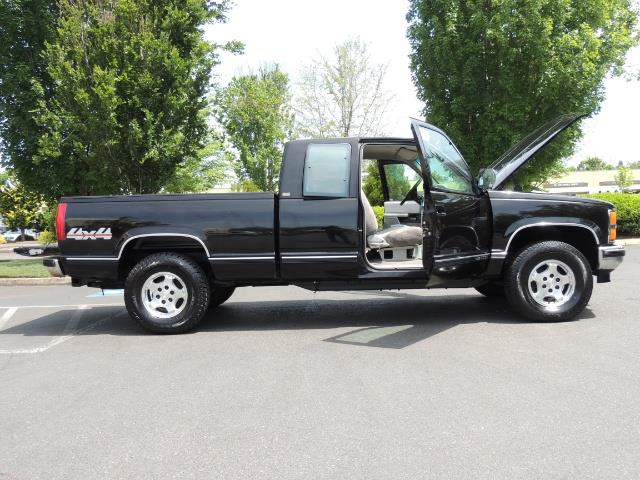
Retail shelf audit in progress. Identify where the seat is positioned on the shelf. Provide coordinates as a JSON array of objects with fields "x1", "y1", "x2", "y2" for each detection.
[{"x1": 362, "y1": 191, "x2": 422, "y2": 250}]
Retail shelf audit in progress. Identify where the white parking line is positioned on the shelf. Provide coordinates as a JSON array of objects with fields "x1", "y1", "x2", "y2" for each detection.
[
  {"x1": 0, "y1": 304, "x2": 127, "y2": 354},
  {"x1": 60, "y1": 304, "x2": 90, "y2": 336},
  {"x1": 0, "y1": 303, "x2": 122, "y2": 309},
  {"x1": 0, "y1": 307, "x2": 18, "y2": 329}
]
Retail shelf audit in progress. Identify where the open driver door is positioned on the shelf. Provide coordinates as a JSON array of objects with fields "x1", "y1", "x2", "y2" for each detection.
[{"x1": 410, "y1": 119, "x2": 441, "y2": 275}]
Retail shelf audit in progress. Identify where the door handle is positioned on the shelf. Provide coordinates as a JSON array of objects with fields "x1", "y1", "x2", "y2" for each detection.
[{"x1": 435, "y1": 206, "x2": 446, "y2": 216}]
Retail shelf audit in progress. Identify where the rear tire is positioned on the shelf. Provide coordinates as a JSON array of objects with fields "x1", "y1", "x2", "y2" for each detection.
[
  {"x1": 475, "y1": 282, "x2": 505, "y2": 298},
  {"x1": 125, "y1": 253, "x2": 210, "y2": 334},
  {"x1": 504, "y1": 241, "x2": 592, "y2": 322},
  {"x1": 209, "y1": 286, "x2": 235, "y2": 309}
]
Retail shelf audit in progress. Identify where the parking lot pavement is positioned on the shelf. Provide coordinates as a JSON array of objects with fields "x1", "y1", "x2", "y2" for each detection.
[{"x1": 1, "y1": 247, "x2": 639, "y2": 479}]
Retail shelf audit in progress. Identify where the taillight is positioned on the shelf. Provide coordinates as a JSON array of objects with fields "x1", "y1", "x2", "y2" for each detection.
[
  {"x1": 609, "y1": 210, "x2": 617, "y2": 242},
  {"x1": 56, "y1": 203, "x2": 67, "y2": 241}
]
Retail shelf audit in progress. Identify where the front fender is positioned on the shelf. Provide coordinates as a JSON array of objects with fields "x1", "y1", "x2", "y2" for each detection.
[{"x1": 502, "y1": 217, "x2": 602, "y2": 252}]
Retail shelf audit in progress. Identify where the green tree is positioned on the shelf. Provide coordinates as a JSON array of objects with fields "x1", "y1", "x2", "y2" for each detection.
[
  {"x1": 362, "y1": 161, "x2": 385, "y2": 206},
  {"x1": 0, "y1": 0, "x2": 58, "y2": 191},
  {"x1": 162, "y1": 138, "x2": 230, "y2": 193},
  {"x1": 294, "y1": 38, "x2": 394, "y2": 138},
  {"x1": 577, "y1": 157, "x2": 614, "y2": 171},
  {"x1": 626, "y1": 160, "x2": 640, "y2": 169},
  {"x1": 362, "y1": 161, "x2": 415, "y2": 207},
  {"x1": 216, "y1": 66, "x2": 293, "y2": 192},
  {"x1": 26, "y1": 0, "x2": 236, "y2": 198},
  {"x1": 615, "y1": 166, "x2": 634, "y2": 191},
  {"x1": 407, "y1": 0, "x2": 638, "y2": 186},
  {"x1": 0, "y1": 176, "x2": 46, "y2": 236}
]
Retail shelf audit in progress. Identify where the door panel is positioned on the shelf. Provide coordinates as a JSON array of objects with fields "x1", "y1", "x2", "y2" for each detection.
[
  {"x1": 431, "y1": 190, "x2": 491, "y2": 277},
  {"x1": 411, "y1": 119, "x2": 490, "y2": 276},
  {"x1": 383, "y1": 200, "x2": 421, "y2": 228}
]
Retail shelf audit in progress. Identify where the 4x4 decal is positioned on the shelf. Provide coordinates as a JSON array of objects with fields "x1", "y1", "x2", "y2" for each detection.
[{"x1": 67, "y1": 227, "x2": 112, "y2": 240}]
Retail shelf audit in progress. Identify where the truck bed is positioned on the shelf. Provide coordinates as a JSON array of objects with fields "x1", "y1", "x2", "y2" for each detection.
[{"x1": 59, "y1": 192, "x2": 278, "y2": 283}]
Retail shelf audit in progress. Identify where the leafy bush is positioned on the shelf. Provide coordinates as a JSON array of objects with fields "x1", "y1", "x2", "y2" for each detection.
[
  {"x1": 37, "y1": 230, "x2": 55, "y2": 245},
  {"x1": 0, "y1": 234, "x2": 6, "y2": 244},
  {"x1": 583, "y1": 193, "x2": 640, "y2": 236},
  {"x1": 372, "y1": 206, "x2": 385, "y2": 229},
  {"x1": 38, "y1": 204, "x2": 58, "y2": 234}
]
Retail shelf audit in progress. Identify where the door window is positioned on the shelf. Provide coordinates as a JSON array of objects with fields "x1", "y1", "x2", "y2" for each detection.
[
  {"x1": 415, "y1": 125, "x2": 474, "y2": 194},
  {"x1": 428, "y1": 155, "x2": 474, "y2": 194}
]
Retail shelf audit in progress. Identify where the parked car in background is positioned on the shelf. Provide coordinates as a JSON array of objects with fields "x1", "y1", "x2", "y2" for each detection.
[{"x1": 3, "y1": 229, "x2": 38, "y2": 242}]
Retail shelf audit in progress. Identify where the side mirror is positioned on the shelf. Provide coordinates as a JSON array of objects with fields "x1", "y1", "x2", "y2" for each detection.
[{"x1": 477, "y1": 168, "x2": 495, "y2": 190}]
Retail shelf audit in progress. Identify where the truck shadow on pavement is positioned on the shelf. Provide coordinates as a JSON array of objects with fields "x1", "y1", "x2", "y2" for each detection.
[
  {"x1": 0, "y1": 292, "x2": 596, "y2": 350},
  {"x1": 205, "y1": 293, "x2": 596, "y2": 349}
]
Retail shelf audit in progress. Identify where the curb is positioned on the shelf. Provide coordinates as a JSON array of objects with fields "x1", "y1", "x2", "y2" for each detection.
[{"x1": 0, "y1": 277, "x2": 71, "y2": 286}]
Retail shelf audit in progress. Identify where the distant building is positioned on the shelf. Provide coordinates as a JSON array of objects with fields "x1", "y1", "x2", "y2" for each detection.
[{"x1": 544, "y1": 169, "x2": 640, "y2": 195}]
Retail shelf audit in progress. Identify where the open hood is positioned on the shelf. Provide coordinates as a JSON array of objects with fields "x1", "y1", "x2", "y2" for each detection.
[{"x1": 477, "y1": 114, "x2": 586, "y2": 190}]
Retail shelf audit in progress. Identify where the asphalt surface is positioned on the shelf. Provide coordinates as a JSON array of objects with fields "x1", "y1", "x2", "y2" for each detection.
[{"x1": 1, "y1": 247, "x2": 639, "y2": 479}]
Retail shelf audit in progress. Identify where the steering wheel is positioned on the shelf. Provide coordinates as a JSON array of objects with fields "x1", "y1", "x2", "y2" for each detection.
[{"x1": 400, "y1": 179, "x2": 422, "y2": 206}]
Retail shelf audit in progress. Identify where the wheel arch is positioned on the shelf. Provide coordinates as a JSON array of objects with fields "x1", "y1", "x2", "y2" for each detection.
[
  {"x1": 117, "y1": 233, "x2": 213, "y2": 280},
  {"x1": 505, "y1": 224, "x2": 599, "y2": 272}
]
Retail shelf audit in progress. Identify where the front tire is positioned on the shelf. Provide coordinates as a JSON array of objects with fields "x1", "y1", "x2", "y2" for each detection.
[
  {"x1": 125, "y1": 253, "x2": 210, "y2": 334},
  {"x1": 505, "y1": 241, "x2": 593, "y2": 322}
]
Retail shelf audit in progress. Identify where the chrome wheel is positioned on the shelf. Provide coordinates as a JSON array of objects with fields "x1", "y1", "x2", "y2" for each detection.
[
  {"x1": 527, "y1": 259, "x2": 575, "y2": 309},
  {"x1": 141, "y1": 271, "x2": 189, "y2": 319}
]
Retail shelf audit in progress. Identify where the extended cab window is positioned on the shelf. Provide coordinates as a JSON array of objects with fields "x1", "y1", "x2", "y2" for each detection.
[{"x1": 303, "y1": 143, "x2": 351, "y2": 197}]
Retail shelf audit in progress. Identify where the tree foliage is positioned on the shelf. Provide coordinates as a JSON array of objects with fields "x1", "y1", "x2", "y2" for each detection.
[
  {"x1": 362, "y1": 161, "x2": 385, "y2": 206},
  {"x1": 8, "y1": 0, "x2": 234, "y2": 198},
  {"x1": 362, "y1": 161, "x2": 416, "y2": 207},
  {"x1": 626, "y1": 160, "x2": 640, "y2": 169},
  {"x1": 0, "y1": 176, "x2": 45, "y2": 231},
  {"x1": 161, "y1": 138, "x2": 229, "y2": 193},
  {"x1": 294, "y1": 38, "x2": 394, "y2": 138},
  {"x1": 615, "y1": 165, "x2": 634, "y2": 190},
  {"x1": 407, "y1": 0, "x2": 639, "y2": 186},
  {"x1": 0, "y1": 0, "x2": 58, "y2": 191},
  {"x1": 216, "y1": 66, "x2": 292, "y2": 192},
  {"x1": 577, "y1": 156, "x2": 614, "y2": 170}
]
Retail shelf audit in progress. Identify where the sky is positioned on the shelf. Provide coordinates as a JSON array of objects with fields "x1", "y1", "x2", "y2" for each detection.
[{"x1": 205, "y1": 0, "x2": 640, "y2": 167}]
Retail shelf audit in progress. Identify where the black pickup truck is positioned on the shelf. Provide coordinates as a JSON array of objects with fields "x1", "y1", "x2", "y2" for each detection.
[{"x1": 44, "y1": 116, "x2": 625, "y2": 333}]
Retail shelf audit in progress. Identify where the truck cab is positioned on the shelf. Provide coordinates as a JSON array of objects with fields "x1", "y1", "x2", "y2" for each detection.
[{"x1": 278, "y1": 122, "x2": 491, "y2": 290}]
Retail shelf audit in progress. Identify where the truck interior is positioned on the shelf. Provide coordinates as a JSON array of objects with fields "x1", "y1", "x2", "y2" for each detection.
[{"x1": 360, "y1": 142, "x2": 425, "y2": 270}]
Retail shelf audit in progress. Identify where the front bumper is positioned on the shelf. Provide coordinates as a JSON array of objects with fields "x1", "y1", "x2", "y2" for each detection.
[
  {"x1": 42, "y1": 257, "x2": 64, "y2": 277},
  {"x1": 598, "y1": 244, "x2": 625, "y2": 271}
]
